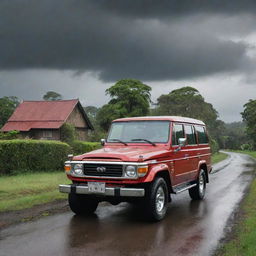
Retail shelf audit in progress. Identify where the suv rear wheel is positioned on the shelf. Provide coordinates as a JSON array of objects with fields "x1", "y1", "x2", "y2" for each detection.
[
  {"x1": 189, "y1": 170, "x2": 206, "y2": 200},
  {"x1": 68, "y1": 193, "x2": 99, "y2": 215},
  {"x1": 144, "y1": 177, "x2": 168, "y2": 221}
]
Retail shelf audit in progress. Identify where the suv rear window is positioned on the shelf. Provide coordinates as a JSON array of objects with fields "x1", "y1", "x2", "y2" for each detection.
[{"x1": 196, "y1": 126, "x2": 208, "y2": 144}]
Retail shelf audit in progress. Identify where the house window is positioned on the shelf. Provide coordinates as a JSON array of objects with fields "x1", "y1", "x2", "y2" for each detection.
[{"x1": 43, "y1": 130, "x2": 53, "y2": 138}]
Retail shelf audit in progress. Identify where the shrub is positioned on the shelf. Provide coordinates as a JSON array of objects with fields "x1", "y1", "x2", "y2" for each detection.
[
  {"x1": 210, "y1": 138, "x2": 219, "y2": 154},
  {"x1": 241, "y1": 143, "x2": 253, "y2": 151},
  {"x1": 70, "y1": 141, "x2": 101, "y2": 155},
  {"x1": 0, "y1": 140, "x2": 71, "y2": 174},
  {"x1": 0, "y1": 130, "x2": 20, "y2": 140},
  {"x1": 60, "y1": 123, "x2": 77, "y2": 143}
]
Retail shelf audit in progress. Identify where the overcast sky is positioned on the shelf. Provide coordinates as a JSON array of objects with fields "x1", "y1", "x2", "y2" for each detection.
[{"x1": 1, "y1": 0, "x2": 256, "y2": 122}]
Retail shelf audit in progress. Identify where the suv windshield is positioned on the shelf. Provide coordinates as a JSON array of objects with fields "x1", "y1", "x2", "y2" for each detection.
[{"x1": 107, "y1": 121, "x2": 170, "y2": 143}]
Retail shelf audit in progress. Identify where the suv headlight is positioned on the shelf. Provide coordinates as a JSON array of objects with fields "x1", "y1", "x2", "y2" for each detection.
[
  {"x1": 125, "y1": 165, "x2": 137, "y2": 178},
  {"x1": 73, "y1": 164, "x2": 83, "y2": 175}
]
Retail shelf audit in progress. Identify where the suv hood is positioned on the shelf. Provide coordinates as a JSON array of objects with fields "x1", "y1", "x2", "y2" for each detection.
[{"x1": 73, "y1": 146, "x2": 169, "y2": 162}]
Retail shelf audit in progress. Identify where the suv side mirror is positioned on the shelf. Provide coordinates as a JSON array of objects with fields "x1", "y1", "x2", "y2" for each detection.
[
  {"x1": 175, "y1": 138, "x2": 187, "y2": 152},
  {"x1": 101, "y1": 139, "x2": 106, "y2": 146}
]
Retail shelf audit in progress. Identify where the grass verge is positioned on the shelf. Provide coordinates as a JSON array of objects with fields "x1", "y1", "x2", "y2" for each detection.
[
  {"x1": 0, "y1": 171, "x2": 69, "y2": 212},
  {"x1": 212, "y1": 152, "x2": 229, "y2": 164},
  {"x1": 216, "y1": 150, "x2": 256, "y2": 256}
]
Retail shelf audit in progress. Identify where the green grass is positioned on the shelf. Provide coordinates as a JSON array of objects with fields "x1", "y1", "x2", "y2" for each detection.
[
  {"x1": 212, "y1": 152, "x2": 229, "y2": 164},
  {"x1": 216, "y1": 150, "x2": 256, "y2": 256},
  {"x1": 0, "y1": 171, "x2": 69, "y2": 212},
  {"x1": 227, "y1": 150, "x2": 256, "y2": 159}
]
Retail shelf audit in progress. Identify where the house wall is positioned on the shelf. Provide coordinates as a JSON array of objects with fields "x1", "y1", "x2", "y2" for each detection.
[
  {"x1": 66, "y1": 105, "x2": 90, "y2": 141},
  {"x1": 66, "y1": 106, "x2": 88, "y2": 128},
  {"x1": 30, "y1": 129, "x2": 60, "y2": 140}
]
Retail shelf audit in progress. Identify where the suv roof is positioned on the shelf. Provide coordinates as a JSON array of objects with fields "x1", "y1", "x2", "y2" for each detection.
[{"x1": 113, "y1": 116, "x2": 205, "y2": 125}]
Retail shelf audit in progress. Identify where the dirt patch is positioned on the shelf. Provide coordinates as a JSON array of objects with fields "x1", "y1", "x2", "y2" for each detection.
[{"x1": 0, "y1": 199, "x2": 69, "y2": 230}]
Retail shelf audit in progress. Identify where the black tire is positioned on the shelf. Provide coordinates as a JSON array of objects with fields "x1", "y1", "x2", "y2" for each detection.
[
  {"x1": 144, "y1": 177, "x2": 168, "y2": 221},
  {"x1": 189, "y1": 170, "x2": 206, "y2": 200},
  {"x1": 68, "y1": 193, "x2": 99, "y2": 215}
]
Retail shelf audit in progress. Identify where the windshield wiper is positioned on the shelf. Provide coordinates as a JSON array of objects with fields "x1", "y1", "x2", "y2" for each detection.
[
  {"x1": 109, "y1": 139, "x2": 128, "y2": 146},
  {"x1": 131, "y1": 139, "x2": 156, "y2": 146}
]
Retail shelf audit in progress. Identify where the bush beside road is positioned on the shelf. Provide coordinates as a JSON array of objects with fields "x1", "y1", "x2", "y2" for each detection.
[{"x1": 0, "y1": 140, "x2": 101, "y2": 175}]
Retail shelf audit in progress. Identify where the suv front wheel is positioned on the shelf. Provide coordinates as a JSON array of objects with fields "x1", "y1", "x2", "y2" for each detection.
[{"x1": 144, "y1": 177, "x2": 168, "y2": 221}]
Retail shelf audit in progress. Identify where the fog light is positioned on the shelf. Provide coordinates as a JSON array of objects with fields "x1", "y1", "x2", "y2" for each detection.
[
  {"x1": 125, "y1": 166, "x2": 137, "y2": 177},
  {"x1": 73, "y1": 164, "x2": 83, "y2": 176}
]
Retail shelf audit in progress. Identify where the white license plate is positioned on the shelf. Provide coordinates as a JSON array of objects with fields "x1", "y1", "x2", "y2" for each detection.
[{"x1": 88, "y1": 182, "x2": 106, "y2": 194}]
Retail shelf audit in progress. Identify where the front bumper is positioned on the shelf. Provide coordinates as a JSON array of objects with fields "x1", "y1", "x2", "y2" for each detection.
[{"x1": 59, "y1": 184, "x2": 145, "y2": 197}]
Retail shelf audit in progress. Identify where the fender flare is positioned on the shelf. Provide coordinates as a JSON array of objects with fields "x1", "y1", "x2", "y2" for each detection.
[
  {"x1": 197, "y1": 160, "x2": 209, "y2": 183},
  {"x1": 144, "y1": 163, "x2": 171, "y2": 183}
]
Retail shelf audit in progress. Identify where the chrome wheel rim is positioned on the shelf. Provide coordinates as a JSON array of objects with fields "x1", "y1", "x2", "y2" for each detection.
[
  {"x1": 199, "y1": 173, "x2": 205, "y2": 195},
  {"x1": 156, "y1": 186, "x2": 165, "y2": 213}
]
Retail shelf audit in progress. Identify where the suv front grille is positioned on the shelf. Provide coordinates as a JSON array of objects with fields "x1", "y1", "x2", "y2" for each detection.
[{"x1": 83, "y1": 163, "x2": 123, "y2": 177}]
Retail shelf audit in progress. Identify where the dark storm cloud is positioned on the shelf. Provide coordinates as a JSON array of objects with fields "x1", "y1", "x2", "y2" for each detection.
[
  {"x1": 0, "y1": 0, "x2": 255, "y2": 81},
  {"x1": 88, "y1": 0, "x2": 256, "y2": 18}
]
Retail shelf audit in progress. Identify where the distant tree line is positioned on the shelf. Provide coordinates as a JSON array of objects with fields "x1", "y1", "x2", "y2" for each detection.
[{"x1": 1, "y1": 81, "x2": 256, "y2": 151}]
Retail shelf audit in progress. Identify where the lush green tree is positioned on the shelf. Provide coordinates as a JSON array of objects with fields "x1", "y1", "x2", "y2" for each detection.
[
  {"x1": 153, "y1": 86, "x2": 224, "y2": 148},
  {"x1": 241, "y1": 99, "x2": 256, "y2": 149},
  {"x1": 223, "y1": 122, "x2": 248, "y2": 149},
  {"x1": 83, "y1": 106, "x2": 107, "y2": 141},
  {"x1": 0, "y1": 96, "x2": 20, "y2": 128},
  {"x1": 43, "y1": 91, "x2": 62, "y2": 101},
  {"x1": 97, "y1": 79, "x2": 152, "y2": 131},
  {"x1": 84, "y1": 106, "x2": 99, "y2": 128},
  {"x1": 154, "y1": 87, "x2": 218, "y2": 124},
  {"x1": 84, "y1": 106, "x2": 99, "y2": 120}
]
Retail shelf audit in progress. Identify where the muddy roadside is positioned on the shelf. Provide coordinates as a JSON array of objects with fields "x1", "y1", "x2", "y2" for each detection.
[{"x1": 0, "y1": 199, "x2": 69, "y2": 230}]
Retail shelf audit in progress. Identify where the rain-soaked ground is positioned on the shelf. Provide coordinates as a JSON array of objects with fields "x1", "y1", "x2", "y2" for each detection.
[{"x1": 0, "y1": 152, "x2": 255, "y2": 256}]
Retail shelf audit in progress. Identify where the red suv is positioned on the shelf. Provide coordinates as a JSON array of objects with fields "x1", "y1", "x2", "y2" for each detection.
[{"x1": 59, "y1": 116, "x2": 212, "y2": 221}]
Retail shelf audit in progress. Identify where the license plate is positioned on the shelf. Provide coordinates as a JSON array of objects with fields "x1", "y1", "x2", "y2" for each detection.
[{"x1": 88, "y1": 182, "x2": 106, "y2": 194}]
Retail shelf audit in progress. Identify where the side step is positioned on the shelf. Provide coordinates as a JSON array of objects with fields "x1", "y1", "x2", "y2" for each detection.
[{"x1": 172, "y1": 182, "x2": 197, "y2": 194}]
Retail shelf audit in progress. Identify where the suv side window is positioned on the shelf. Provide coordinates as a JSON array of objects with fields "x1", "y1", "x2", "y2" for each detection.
[
  {"x1": 184, "y1": 125, "x2": 197, "y2": 145},
  {"x1": 172, "y1": 123, "x2": 184, "y2": 145},
  {"x1": 196, "y1": 126, "x2": 209, "y2": 144}
]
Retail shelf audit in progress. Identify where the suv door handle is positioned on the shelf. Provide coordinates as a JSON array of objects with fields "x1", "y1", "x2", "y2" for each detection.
[{"x1": 185, "y1": 154, "x2": 189, "y2": 158}]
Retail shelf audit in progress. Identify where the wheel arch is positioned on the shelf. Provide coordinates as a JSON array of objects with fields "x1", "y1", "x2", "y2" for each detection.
[
  {"x1": 199, "y1": 163, "x2": 209, "y2": 183},
  {"x1": 154, "y1": 170, "x2": 173, "y2": 201}
]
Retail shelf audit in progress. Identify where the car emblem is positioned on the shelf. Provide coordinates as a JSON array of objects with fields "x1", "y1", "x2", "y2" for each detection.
[{"x1": 96, "y1": 166, "x2": 106, "y2": 173}]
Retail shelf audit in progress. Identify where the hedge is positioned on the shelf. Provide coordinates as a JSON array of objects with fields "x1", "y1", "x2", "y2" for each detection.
[
  {"x1": 0, "y1": 140, "x2": 72, "y2": 174},
  {"x1": 70, "y1": 141, "x2": 101, "y2": 155}
]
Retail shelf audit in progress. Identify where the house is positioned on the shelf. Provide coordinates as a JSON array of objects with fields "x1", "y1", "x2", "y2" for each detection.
[{"x1": 1, "y1": 99, "x2": 93, "y2": 140}]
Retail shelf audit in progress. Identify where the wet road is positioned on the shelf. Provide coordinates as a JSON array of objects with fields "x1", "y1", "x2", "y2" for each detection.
[{"x1": 0, "y1": 152, "x2": 255, "y2": 256}]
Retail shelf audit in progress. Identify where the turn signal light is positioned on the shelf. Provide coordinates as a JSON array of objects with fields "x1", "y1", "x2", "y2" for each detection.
[
  {"x1": 138, "y1": 166, "x2": 148, "y2": 176},
  {"x1": 64, "y1": 164, "x2": 71, "y2": 172}
]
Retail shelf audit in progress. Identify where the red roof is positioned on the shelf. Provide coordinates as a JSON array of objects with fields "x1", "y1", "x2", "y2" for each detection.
[{"x1": 1, "y1": 99, "x2": 93, "y2": 132}]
